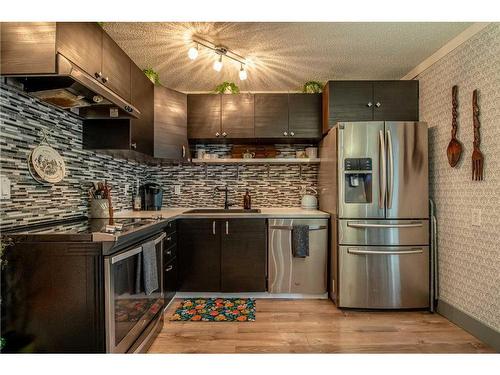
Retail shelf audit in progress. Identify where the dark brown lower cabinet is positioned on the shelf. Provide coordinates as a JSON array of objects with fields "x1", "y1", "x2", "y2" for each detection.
[
  {"x1": 178, "y1": 219, "x2": 221, "y2": 292},
  {"x1": 164, "y1": 257, "x2": 178, "y2": 306},
  {"x1": 221, "y1": 219, "x2": 267, "y2": 292},
  {"x1": 178, "y1": 218, "x2": 267, "y2": 292}
]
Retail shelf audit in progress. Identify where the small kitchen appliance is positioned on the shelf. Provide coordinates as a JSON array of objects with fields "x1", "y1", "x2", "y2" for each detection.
[{"x1": 140, "y1": 182, "x2": 163, "y2": 211}]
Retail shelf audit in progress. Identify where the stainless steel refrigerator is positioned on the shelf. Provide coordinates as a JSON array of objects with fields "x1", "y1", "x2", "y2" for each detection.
[{"x1": 319, "y1": 121, "x2": 429, "y2": 309}]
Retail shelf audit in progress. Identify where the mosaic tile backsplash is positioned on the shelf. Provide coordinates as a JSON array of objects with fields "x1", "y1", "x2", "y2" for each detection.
[
  {"x1": 0, "y1": 83, "x2": 148, "y2": 229},
  {"x1": 0, "y1": 83, "x2": 319, "y2": 229},
  {"x1": 418, "y1": 24, "x2": 500, "y2": 332}
]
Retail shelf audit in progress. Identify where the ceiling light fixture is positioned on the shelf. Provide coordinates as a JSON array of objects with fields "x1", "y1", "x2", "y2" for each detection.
[
  {"x1": 187, "y1": 44, "x2": 199, "y2": 60},
  {"x1": 239, "y1": 64, "x2": 247, "y2": 80},
  {"x1": 188, "y1": 35, "x2": 248, "y2": 78},
  {"x1": 213, "y1": 54, "x2": 223, "y2": 72}
]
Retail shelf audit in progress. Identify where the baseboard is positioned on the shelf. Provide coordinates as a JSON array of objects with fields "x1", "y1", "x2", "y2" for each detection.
[{"x1": 437, "y1": 299, "x2": 500, "y2": 352}]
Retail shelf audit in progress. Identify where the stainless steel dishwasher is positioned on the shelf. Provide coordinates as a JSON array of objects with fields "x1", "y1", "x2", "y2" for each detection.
[{"x1": 268, "y1": 218, "x2": 328, "y2": 294}]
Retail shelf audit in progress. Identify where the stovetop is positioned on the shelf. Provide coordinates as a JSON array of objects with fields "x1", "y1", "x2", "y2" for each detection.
[{"x1": 5, "y1": 216, "x2": 168, "y2": 252}]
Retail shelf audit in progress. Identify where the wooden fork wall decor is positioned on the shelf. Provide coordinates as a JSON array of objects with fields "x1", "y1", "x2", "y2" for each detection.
[{"x1": 472, "y1": 89, "x2": 484, "y2": 181}]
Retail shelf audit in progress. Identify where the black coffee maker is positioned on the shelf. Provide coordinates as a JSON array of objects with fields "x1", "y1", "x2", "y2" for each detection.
[{"x1": 140, "y1": 182, "x2": 163, "y2": 210}]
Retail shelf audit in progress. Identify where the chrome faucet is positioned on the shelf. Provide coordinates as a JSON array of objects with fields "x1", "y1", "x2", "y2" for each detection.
[{"x1": 214, "y1": 186, "x2": 234, "y2": 210}]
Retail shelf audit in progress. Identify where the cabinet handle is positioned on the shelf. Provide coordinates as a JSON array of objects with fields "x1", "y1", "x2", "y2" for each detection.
[
  {"x1": 165, "y1": 265, "x2": 173, "y2": 272},
  {"x1": 283, "y1": 131, "x2": 288, "y2": 136},
  {"x1": 182, "y1": 145, "x2": 186, "y2": 158},
  {"x1": 166, "y1": 236, "x2": 171, "y2": 241},
  {"x1": 225, "y1": 221, "x2": 229, "y2": 235},
  {"x1": 367, "y1": 102, "x2": 373, "y2": 107},
  {"x1": 130, "y1": 142, "x2": 137, "y2": 150},
  {"x1": 95, "y1": 72, "x2": 102, "y2": 79},
  {"x1": 222, "y1": 132, "x2": 227, "y2": 137},
  {"x1": 166, "y1": 250, "x2": 172, "y2": 255},
  {"x1": 290, "y1": 131, "x2": 295, "y2": 136},
  {"x1": 212, "y1": 221, "x2": 216, "y2": 235},
  {"x1": 101, "y1": 76, "x2": 109, "y2": 84},
  {"x1": 215, "y1": 132, "x2": 220, "y2": 137},
  {"x1": 375, "y1": 102, "x2": 381, "y2": 107}
]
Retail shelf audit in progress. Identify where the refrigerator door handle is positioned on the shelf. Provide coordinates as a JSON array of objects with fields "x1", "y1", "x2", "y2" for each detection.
[
  {"x1": 348, "y1": 248, "x2": 424, "y2": 255},
  {"x1": 347, "y1": 222, "x2": 423, "y2": 229},
  {"x1": 387, "y1": 129, "x2": 394, "y2": 209},
  {"x1": 379, "y1": 130, "x2": 386, "y2": 209}
]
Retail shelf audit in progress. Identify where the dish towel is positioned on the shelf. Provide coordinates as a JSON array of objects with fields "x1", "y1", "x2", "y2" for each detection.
[
  {"x1": 142, "y1": 240, "x2": 159, "y2": 295},
  {"x1": 292, "y1": 224, "x2": 309, "y2": 258}
]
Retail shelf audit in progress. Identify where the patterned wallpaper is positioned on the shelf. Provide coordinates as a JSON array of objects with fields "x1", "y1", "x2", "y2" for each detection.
[
  {"x1": 418, "y1": 23, "x2": 500, "y2": 332},
  {"x1": 0, "y1": 83, "x2": 147, "y2": 229},
  {"x1": 0, "y1": 83, "x2": 319, "y2": 229}
]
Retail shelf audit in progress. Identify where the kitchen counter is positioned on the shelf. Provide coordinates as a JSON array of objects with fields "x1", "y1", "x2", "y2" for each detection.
[{"x1": 114, "y1": 207, "x2": 330, "y2": 220}]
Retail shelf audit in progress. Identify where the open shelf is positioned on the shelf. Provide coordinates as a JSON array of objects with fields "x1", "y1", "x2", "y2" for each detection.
[{"x1": 191, "y1": 158, "x2": 320, "y2": 164}]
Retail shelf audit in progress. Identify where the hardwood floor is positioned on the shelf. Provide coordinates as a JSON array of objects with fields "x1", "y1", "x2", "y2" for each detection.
[{"x1": 148, "y1": 298, "x2": 494, "y2": 353}]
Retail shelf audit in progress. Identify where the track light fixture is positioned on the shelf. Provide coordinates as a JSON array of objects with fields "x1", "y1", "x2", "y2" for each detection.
[{"x1": 187, "y1": 35, "x2": 248, "y2": 78}]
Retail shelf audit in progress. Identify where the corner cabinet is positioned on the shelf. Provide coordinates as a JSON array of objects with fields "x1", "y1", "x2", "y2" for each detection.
[
  {"x1": 322, "y1": 80, "x2": 419, "y2": 133},
  {"x1": 178, "y1": 218, "x2": 267, "y2": 292},
  {"x1": 154, "y1": 86, "x2": 189, "y2": 161}
]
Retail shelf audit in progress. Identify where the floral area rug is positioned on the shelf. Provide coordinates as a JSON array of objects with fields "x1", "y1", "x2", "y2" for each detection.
[{"x1": 170, "y1": 298, "x2": 256, "y2": 322}]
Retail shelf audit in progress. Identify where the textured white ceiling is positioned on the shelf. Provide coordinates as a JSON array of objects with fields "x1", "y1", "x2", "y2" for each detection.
[{"x1": 103, "y1": 22, "x2": 472, "y2": 92}]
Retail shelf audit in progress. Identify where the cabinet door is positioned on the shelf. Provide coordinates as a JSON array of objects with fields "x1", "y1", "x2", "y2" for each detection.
[
  {"x1": 130, "y1": 63, "x2": 154, "y2": 155},
  {"x1": 154, "y1": 86, "x2": 189, "y2": 160},
  {"x1": 178, "y1": 219, "x2": 221, "y2": 292},
  {"x1": 221, "y1": 94, "x2": 254, "y2": 138},
  {"x1": 373, "y1": 81, "x2": 419, "y2": 121},
  {"x1": 57, "y1": 22, "x2": 102, "y2": 78},
  {"x1": 221, "y1": 219, "x2": 267, "y2": 292},
  {"x1": 187, "y1": 94, "x2": 221, "y2": 139},
  {"x1": 326, "y1": 81, "x2": 373, "y2": 129},
  {"x1": 254, "y1": 94, "x2": 289, "y2": 138},
  {"x1": 288, "y1": 93, "x2": 322, "y2": 139},
  {"x1": 101, "y1": 31, "x2": 131, "y2": 101}
]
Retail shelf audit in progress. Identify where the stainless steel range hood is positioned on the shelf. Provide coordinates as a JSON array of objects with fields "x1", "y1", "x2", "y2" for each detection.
[{"x1": 9, "y1": 54, "x2": 140, "y2": 118}]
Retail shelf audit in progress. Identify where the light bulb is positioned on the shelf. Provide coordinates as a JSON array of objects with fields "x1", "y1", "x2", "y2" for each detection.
[
  {"x1": 213, "y1": 56, "x2": 223, "y2": 72},
  {"x1": 188, "y1": 45, "x2": 198, "y2": 60},
  {"x1": 239, "y1": 65, "x2": 247, "y2": 80}
]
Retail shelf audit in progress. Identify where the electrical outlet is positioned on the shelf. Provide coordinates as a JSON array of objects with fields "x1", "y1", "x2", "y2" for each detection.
[
  {"x1": 471, "y1": 209, "x2": 482, "y2": 227},
  {"x1": 174, "y1": 185, "x2": 181, "y2": 195},
  {"x1": 124, "y1": 183, "x2": 130, "y2": 192},
  {"x1": 0, "y1": 176, "x2": 11, "y2": 199}
]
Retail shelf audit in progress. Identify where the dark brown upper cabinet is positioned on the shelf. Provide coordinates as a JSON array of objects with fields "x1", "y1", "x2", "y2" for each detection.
[
  {"x1": 0, "y1": 22, "x2": 57, "y2": 75},
  {"x1": 323, "y1": 80, "x2": 419, "y2": 134},
  {"x1": 56, "y1": 22, "x2": 103, "y2": 79},
  {"x1": 372, "y1": 81, "x2": 419, "y2": 121},
  {"x1": 254, "y1": 94, "x2": 289, "y2": 138},
  {"x1": 288, "y1": 93, "x2": 322, "y2": 139},
  {"x1": 101, "y1": 32, "x2": 131, "y2": 101},
  {"x1": 129, "y1": 63, "x2": 154, "y2": 155},
  {"x1": 154, "y1": 86, "x2": 189, "y2": 161},
  {"x1": 187, "y1": 94, "x2": 221, "y2": 140},
  {"x1": 221, "y1": 94, "x2": 254, "y2": 138}
]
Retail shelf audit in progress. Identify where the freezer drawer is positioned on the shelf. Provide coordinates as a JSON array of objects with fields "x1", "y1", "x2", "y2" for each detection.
[
  {"x1": 338, "y1": 245, "x2": 429, "y2": 308},
  {"x1": 338, "y1": 219, "x2": 429, "y2": 246},
  {"x1": 268, "y1": 218, "x2": 328, "y2": 294}
]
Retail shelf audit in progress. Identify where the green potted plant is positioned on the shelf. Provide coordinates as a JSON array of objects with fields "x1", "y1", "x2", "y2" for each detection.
[
  {"x1": 214, "y1": 81, "x2": 240, "y2": 94},
  {"x1": 302, "y1": 81, "x2": 323, "y2": 94},
  {"x1": 143, "y1": 68, "x2": 160, "y2": 85}
]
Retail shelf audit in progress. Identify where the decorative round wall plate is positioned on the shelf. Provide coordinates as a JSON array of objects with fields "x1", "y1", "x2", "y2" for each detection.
[{"x1": 29, "y1": 145, "x2": 66, "y2": 183}]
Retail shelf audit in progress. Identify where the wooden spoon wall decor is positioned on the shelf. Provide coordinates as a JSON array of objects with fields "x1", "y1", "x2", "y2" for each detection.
[
  {"x1": 471, "y1": 89, "x2": 484, "y2": 181},
  {"x1": 446, "y1": 85, "x2": 462, "y2": 167}
]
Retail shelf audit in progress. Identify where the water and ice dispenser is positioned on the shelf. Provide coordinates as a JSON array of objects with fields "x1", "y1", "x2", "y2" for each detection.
[{"x1": 344, "y1": 158, "x2": 372, "y2": 203}]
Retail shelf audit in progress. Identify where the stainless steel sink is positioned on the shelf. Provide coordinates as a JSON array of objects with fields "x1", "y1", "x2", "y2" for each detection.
[{"x1": 184, "y1": 208, "x2": 262, "y2": 214}]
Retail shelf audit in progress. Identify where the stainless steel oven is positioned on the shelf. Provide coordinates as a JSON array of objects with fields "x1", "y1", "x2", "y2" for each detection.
[{"x1": 104, "y1": 232, "x2": 165, "y2": 353}]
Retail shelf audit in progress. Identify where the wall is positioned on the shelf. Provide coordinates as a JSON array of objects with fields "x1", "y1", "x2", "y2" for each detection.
[
  {"x1": 0, "y1": 83, "x2": 147, "y2": 229},
  {"x1": 0, "y1": 83, "x2": 319, "y2": 229},
  {"x1": 418, "y1": 23, "x2": 500, "y2": 332}
]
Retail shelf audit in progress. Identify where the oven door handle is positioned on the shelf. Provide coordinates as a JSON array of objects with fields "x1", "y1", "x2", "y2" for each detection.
[{"x1": 111, "y1": 232, "x2": 166, "y2": 264}]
